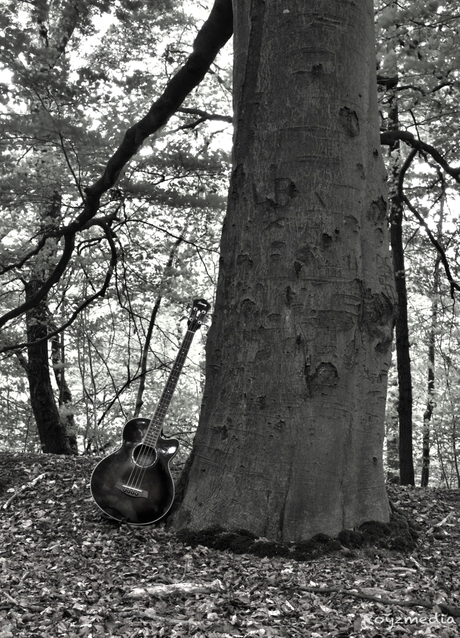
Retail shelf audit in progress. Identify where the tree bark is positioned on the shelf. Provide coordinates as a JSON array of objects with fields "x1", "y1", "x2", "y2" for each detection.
[{"x1": 171, "y1": 0, "x2": 396, "y2": 541}]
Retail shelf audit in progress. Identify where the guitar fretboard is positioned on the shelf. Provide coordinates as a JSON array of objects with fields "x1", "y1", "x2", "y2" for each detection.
[{"x1": 142, "y1": 328, "x2": 196, "y2": 448}]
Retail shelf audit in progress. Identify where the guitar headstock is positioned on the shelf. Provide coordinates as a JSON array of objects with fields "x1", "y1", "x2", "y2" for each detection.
[{"x1": 187, "y1": 299, "x2": 211, "y2": 332}]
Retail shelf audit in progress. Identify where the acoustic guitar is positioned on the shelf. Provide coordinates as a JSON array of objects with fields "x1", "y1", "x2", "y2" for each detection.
[{"x1": 90, "y1": 298, "x2": 210, "y2": 525}]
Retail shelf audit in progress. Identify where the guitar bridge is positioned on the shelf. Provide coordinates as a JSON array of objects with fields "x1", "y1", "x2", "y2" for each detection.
[{"x1": 115, "y1": 481, "x2": 148, "y2": 499}]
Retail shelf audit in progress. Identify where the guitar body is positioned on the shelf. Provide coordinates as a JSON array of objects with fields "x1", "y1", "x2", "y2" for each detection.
[
  {"x1": 90, "y1": 298, "x2": 210, "y2": 526},
  {"x1": 90, "y1": 418, "x2": 179, "y2": 525}
]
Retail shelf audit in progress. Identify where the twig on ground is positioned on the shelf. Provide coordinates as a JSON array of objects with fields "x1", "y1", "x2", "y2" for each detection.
[
  {"x1": 1, "y1": 473, "x2": 47, "y2": 510},
  {"x1": 126, "y1": 579, "x2": 224, "y2": 599},
  {"x1": 427, "y1": 512, "x2": 455, "y2": 534}
]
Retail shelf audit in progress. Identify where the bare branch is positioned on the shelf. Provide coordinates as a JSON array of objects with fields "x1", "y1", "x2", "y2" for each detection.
[
  {"x1": 0, "y1": 233, "x2": 75, "y2": 330},
  {"x1": 381, "y1": 130, "x2": 460, "y2": 182},
  {"x1": 391, "y1": 143, "x2": 460, "y2": 298},
  {"x1": 401, "y1": 193, "x2": 460, "y2": 298},
  {"x1": 177, "y1": 107, "x2": 232, "y2": 123},
  {"x1": 0, "y1": 224, "x2": 117, "y2": 353}
]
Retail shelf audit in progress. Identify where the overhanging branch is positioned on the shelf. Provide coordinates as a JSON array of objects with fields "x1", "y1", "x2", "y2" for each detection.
[
  {"x1": 177, "y1": 107, "x2": 232, "y2": 123},
  {"x1": 77, "y1": 0, "x2": 234, "y2": 228},
  {"x1": 401, "y1": 193, "x2": 460, "y2": 298}
]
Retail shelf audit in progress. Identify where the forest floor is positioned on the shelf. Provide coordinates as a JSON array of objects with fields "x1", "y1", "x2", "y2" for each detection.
[{"x1": 1, "y1": 453, "x2": 459, "y2": 638}]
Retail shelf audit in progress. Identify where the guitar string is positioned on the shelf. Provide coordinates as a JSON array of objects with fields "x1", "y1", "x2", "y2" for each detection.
[
  {"x1": 125, "y1": 328, "x2": 196, "y2": 491},
  {"x1": 128, "y1": 361, "x2": 184, "y2": 490},
  {"x1": 128, "y1": 329, "x2": 194, "y2": 489}
]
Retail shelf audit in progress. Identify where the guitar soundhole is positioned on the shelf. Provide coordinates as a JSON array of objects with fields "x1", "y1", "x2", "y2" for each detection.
[{"x1": 132, "y1": 444, "x2": 157, "y2": 468}]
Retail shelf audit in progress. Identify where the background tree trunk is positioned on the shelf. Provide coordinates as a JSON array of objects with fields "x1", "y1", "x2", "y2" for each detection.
[
  {"x1": 421, "y1": 320, "x2": 435, "y2": 487},
  {"x1": 421, "y1": 186, "x2": 444, "y2": 488},
  {"x1": 24, "y1": 190, "x2": 76, "y2": 455},
  {"x1": 385, "y1": 390, "x2": 400, "y2": 483},
  {"x1": 387, "y1": 88, "x2": 415, "y2": 486},
  {"x1": 421, "y1": 258, "x2": 440, "y2": 488},
  {"x1": 51, "y1": 331, "x2": 78, "y2": 454},
  {"x1": 25, "y1": 280, "x2": 76, "y2": 454},
  {"x1": 172, "y1": 0, "x2": 396, "y2": 541}
]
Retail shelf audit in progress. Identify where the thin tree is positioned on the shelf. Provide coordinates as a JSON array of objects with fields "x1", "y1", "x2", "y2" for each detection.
[
  {"x1": 387, "y1": 86, "x2": 415, "y2": 486},
  {"x1": 421, "y1": 181, "x2": 445, "y2": 487},
  {"x1": 133, "y1": 235, "x2": 184, "y2": 417}
]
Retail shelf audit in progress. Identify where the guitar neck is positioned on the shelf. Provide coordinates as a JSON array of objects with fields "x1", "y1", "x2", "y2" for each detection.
[{"x1": 143, "y1": 328, "x2": 196, "y2": 447}]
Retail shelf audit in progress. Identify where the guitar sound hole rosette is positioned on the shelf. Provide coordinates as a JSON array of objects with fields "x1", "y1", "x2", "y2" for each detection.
[{"x1": 132, "y1": 444, "x2": 157, "y2": 468}]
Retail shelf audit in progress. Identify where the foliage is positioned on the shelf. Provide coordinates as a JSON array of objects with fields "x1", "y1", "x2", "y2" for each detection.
[
  {"x1": 0, "y1": 0, "x2": 231, "y2": 453},
  {"x1": 376, "y1": 0, "x2": 460, "y2": 486}
]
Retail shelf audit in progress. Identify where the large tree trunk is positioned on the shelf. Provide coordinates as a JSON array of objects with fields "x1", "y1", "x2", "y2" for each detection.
[{"x1": 172, "y1": 0, "x2": 395, "y2": 541}]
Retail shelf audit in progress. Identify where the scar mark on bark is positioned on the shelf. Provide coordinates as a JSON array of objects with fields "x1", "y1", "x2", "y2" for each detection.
[
  {"x1": 367, "y1": 196, "x2": 387, "y2": 222},
  {"x1": 304, "y1": 361, "x2": 338, "y2": 396},
  {"x1": 312, "y1": 63, "x2": 323, "y2": 76},
  {"x1": 240, "y1": 298, "x2": 257, "y2": 314},
  {"x1": 255, "y1": 348, "x2": 271, "y2": 361},
  {"x1": 267, "y1": 178, "x2": 298, "y2": 208},
  {"x1": 236, "y1": 253, "x2": 253, "y2": 266},
  {"x1": 339, "y1": 106, "x2": 360, "y2": 137},
  {"x1": 285, "y1": 285, "x2": 295, "y2": 305},
  {"x1": 361, "y1": 290, "x2": 395, "y2": 353},
  {"x1": 316, "y1": 191, "x2": 327, "y2": 207},
  {"x1": 321, "y1": 233, "x2": 333, "y2": 249}
]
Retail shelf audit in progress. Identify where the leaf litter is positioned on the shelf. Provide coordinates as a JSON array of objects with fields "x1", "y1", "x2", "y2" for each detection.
[{"x1": 1, "y1": 452, "x2": 459, "y2": 637}]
